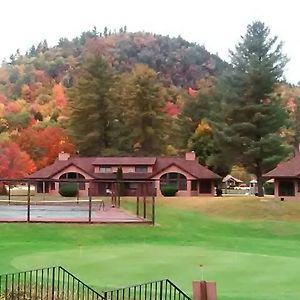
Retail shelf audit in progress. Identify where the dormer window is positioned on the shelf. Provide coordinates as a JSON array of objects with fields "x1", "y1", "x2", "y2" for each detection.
[
  {"x1": 135, "y1": 166, "x2": 148, "y2": 173},
  {"x1": 99, "y1": 166, "x2": 112, "y2": 173}
]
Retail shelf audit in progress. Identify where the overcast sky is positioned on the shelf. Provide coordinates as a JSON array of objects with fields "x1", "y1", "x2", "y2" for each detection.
[{"x1": 1, "y1": 0, "x2": 300, "y2": 83}]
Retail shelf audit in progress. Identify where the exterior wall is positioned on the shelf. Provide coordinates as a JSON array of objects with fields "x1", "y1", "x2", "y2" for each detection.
[
  {"x1": 190, "y1": 190, "x2": 199, "y2": 196},
  {"x1": 152, "y1": 165, "x2": 215, "y2": 197},
  {"x1": 274, "y1": 178, "x2": 300, "y2": 200},
  {"x1": 50, "y1": 165, "x2": 94, "y2": 197},
  {"x1": 94, "y1": 166, "x2": 153, "y2": 173},
  {"x1": 152, "y1": 165, "x2": 195, "y2": 197}
]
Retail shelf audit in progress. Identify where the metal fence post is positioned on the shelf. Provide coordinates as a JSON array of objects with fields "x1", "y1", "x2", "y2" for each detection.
[
  {"x1": 27, "y1": 182, "x2": 30, "y2": 222},
  {"x1": 52, "y1": 267, "x2": 55, "y2": 300},
  {"x1": 143, "y1": 196, "x2": 146, "y2": 219},
  {"x1": 88, "y1": 186, "x2": 92, "y2": 223},
  {"x1": 152, "y1": 196, "x2": 155, "y2": 225},
  {"x1": 8, "y1": 184, "x2": 11, "y2": 204},
  {"x1": 160, "y1": 280, "x2": 163, "y2": 300},
  {"x1": 136, "y1": 196, "x2": 140, "y2": 216}
]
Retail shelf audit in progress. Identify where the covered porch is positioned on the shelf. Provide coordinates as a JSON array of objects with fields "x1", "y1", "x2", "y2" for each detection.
[{"x1": 274, "y1": 178, "x2": 300, "y2": 199}]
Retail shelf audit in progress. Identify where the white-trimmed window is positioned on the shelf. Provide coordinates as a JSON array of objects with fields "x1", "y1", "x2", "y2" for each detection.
[
  {"x1": 99, "y1": 166, "x2": 112, "y2": 173},
  {"x1": 135, "y1": 166, "x2": 148, "y2": 173},
  {"x1": 59, "y1": 172, "x2": 85, "y2": 190},
  {"x1": 160, "y1": 172, "x2": 187, "y2": 190}
]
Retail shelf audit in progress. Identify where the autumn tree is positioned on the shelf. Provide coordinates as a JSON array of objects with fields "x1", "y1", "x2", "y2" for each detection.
[
  {"x1": 52, "y1": 84, "x2": 67, "y2": 109},
  {"x1": 179, "y1": 78, "x2": 231, "y2": 176},
  {"x1": 68, "y1": 56, "x2": 115, "y2": 155},
  {"x1": 217, "y1": 21, "x2": 291, "y2": 196},
  {"x1": 179, "y1": 89, "x2": 215, "y2": 148},
  {"x1": 15, "y1": 127, "x2": 75, "y2": 169},
  {"x1": 116, "y1": 65, "x2": 169, "y2": 155},
  {"x1": 0, "y1": 143, "x2": 36, "y2": 178}
]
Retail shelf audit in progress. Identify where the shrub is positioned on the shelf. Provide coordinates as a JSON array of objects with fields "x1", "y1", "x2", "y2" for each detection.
[
  {"x1": 59, "y1": 183, "x2": 78, "y2": 197},
  {"x1": 160, "y1": 185, "x2": 178, "y2": 197}
]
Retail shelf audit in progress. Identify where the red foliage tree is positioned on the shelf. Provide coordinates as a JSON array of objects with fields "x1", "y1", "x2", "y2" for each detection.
[
  {"x1": 188, "y1": 87, "x2": 198, "y2": 97},
  {"x1": 165, "y1": 101, "x2": 180, "y2": 117},
  {"x1": 0, "y1": 143, "x2": 36, "y2": 178},
  {"x1": 6, "y1": 101, "x2": 22, "y2": 113},
  {"x1": 16, "y1": 127, "x2": 75, "y2": 169}
]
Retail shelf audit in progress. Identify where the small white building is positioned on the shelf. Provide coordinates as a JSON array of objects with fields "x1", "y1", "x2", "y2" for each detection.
[{"x1": 222, "y1": 175, "x2": 243, "y2": 189}]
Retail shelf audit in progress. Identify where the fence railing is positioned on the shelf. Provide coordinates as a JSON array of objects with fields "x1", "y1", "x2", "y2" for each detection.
[
  {"x1": 0, "y1": 267, "x2": 191, "y2": 300},
  {"x1": 0, "y1": 179, "x2": 155, "y2": 225},
  {"x1": 103, "y1": 279, "x2": 192, "y2": 300},
  {"x1": 0, "y1": 266, "x2": 105, "y2": 300}
]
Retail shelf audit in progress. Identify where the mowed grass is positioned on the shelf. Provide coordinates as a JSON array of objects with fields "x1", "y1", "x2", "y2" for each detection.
[{"x1": 1, "y1": 196, "x2": 300, "y2": 300}]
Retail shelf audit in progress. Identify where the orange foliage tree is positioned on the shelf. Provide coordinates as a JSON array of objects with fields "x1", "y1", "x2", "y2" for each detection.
[
  {"x1": 15, "y1": 127, "x2": 75, "y2": 169},
  {"x1": 52, "y1": 84, "x2": 67, "y2": 108},
  {"x1": 0, "y1": 143, "x2": 36, "y2": 178}
]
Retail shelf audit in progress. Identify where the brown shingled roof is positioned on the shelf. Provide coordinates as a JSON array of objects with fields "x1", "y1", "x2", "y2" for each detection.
[
  {"x1": 27, "y1": 157, "x2": 97, "y2": 179},
  {"x1": 152, "y1": 157, "x2": 220, "y2": 179},
  {"x1": 264, "y1": 152, "x2": 300, "y2": 178},
  {"x1": 27, "y1": 155, "x2": 220, "y2": 180}
]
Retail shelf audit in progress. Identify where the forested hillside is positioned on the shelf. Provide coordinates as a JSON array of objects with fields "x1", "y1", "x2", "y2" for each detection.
[
  {"x1": 0, "y1": 24, "x2": 299, "y2": 184},
  {"x1": 0, "y1": 27, "x2": 229, "y2": 177}
]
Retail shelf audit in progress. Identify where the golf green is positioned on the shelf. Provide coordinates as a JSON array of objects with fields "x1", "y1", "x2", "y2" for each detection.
[{"x1": 1, "y1": 197, "x2": 300, "y2": 300}]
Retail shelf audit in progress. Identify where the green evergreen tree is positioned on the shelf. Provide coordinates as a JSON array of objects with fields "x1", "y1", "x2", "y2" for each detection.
[
  {"x1": 292, "y1": 96, "x2": 300, "y2": 150},
  {"x1": 118, "y1": 65, "x2": 169, "y2": 155},
  {"x1": 68, "y1": 55, "x2": 115, "y2": 155},
  {"x1": 116, "y1": 166, "x2": 125, "y2": 195},
  {"x1": 178, "y1": 81, "x2": 231, "y2": 176},
  {"x1": 218, "y1": 21, "x2": 291, "y2": 196}
]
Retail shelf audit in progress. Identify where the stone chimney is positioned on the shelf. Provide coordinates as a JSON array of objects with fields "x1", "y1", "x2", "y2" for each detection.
[
  {"x1": 185, "y1": 151, "x2": 196, "y2": 161},
  {"x1": 58, "y1": 151, "x2": 70, "y2": 161}
]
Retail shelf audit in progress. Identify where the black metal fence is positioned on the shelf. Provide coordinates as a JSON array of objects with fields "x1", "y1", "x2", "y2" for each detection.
[
  {"x1": 103, "y1": 279, "x2": 191, "y2": 300},
  {"x1": 0, "y1": 179, "x2": 155, "y2": 225},
  {"x1": 0, "y1": 267, "x2": 191, "y2": 300},
  {"x1": 0, "y1": 266, "x2": 105, "y2": 300}
]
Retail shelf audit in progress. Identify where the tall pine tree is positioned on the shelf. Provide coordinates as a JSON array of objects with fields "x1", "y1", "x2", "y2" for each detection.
[
  {"x1": 218, "y1": 21, "x2": 291, "y2": 196},
  {"x1": 117, "y1": 65, "x2": 169, "y2": 155},
  {"x1": 68, "y1": 56, "x2": 115, "y2": 155}
]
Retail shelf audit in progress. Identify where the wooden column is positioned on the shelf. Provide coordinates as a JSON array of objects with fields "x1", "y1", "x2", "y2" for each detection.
[
  {"x1": 274, "y1": 179, "x2": 279, "y2": 197},
  {"x1": 187, "y1": 180, "x2": 192, "y2": 196}
]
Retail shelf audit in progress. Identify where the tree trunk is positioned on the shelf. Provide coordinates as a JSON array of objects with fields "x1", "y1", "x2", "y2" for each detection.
[{"x1": 256, "y1": 166, "x2": 264, "y2": 197}]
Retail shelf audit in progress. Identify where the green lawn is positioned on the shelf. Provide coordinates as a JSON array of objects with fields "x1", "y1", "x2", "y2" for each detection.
[{"x1": 1, "y1": 196, "x2": 300, "y2": 300}]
